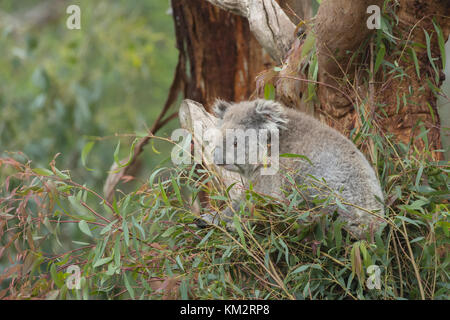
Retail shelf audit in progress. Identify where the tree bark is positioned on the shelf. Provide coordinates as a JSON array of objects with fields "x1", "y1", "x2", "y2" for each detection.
[
  {"x1": 172, "y1": 0, "x2": 449, "y2": 159},
  {"x1": 310, "y1": 0, "x2": 449, "y2": 160},
  {"x1": 171, "y1": 0, "x2": 274, "y2": 110},
  {"x1": 377, "y1": 0, "x2": 449, "y2": 160}
]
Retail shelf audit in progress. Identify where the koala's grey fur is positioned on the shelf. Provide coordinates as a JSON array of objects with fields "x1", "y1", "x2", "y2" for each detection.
[{"x1": 198, "y1": 99, "x2": 385, "y2": 239}]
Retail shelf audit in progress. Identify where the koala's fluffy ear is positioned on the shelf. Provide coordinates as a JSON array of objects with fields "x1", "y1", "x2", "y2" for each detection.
[
  {"x1": 255, "y1": 100, "x2": 288, "y2": 130},
  {"x1": 212, "y1": 99, "x2": 231, "y2": 119}
]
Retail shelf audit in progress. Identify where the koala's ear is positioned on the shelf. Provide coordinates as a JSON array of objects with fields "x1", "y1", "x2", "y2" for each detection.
[
  {"x1": 255, "y1": 100, "x2": 288, "y2": 130},
  {"x1": 212, "y1": 99, "x2": 231, "y2": 119}
]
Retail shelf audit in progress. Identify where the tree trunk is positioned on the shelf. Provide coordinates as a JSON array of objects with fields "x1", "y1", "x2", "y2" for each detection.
[
  {"x1": 172, "y1": 0, "x2": 449, "y2": 160},
  {"x1": 313, "y1": 0, "x2": 449, "y2": 160},
  {"x1": 171, "y1": 0, "x2": 273, "y2": 111}
]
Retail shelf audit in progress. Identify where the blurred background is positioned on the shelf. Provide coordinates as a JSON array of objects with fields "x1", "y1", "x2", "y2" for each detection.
[
  {"x1": 0, "y1": 0, "x2": 448, "y2": 185},
  {"x1": 0, "y1": 0, "x2": 179, "y2": 190}
]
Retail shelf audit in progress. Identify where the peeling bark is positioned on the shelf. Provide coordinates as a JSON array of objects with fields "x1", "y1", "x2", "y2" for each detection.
[
  {"x1": 171, "y1": 0, "x2": 274, "y2": 207},
  {"x1": 172, "y1": 0, "x2": 273, "y2": 109},
  {"x1": 204, "y1": 0, "x2": 296, "y2": 62}
]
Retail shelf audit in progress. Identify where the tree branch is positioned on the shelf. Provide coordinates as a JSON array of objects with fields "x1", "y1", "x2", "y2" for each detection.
[
  {"x1": 204, "y1": 0, "x2": 296, "y2": 62},
  {"x1": 103, "y1": 54, "x2": 185, "y2": 202}
]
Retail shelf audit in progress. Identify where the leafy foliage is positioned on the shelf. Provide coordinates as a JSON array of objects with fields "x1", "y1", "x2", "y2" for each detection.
[
  {"x1": 0, "y1": 0, "x2": 448, "y2": 301},
  {"x1": 0, "y1": 128, "x2": 448, "y2": 299},
  {"x1": 0, "y1": 0, "x2": 178, "y2": 190}
]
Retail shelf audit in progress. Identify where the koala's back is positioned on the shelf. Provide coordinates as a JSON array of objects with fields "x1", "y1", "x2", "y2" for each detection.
[{"x1": 260, "y1": 108, "x2": 385, "y2": 238}]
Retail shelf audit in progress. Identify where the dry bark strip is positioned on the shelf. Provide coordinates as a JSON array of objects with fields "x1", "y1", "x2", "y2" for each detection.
[
  {"x1": 171, "y1": 0, "x2": 274, "y2": 108},
  {"x1": 204, "y1": 0, "x2": 296, "y2": 62}
]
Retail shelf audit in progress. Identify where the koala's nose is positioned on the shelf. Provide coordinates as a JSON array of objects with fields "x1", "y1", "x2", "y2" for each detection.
[{"x1": 213, "y1": 147, "x2": 224, "y2": 165}]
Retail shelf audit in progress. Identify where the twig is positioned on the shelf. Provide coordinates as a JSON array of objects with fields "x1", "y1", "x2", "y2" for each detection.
[{"x1": 103, "y1": 55, "x2": 184, "y2": 202}]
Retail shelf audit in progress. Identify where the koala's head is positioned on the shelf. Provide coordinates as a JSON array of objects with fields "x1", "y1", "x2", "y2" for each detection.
[{"x1": 212, "y1": 99, "x2": 288, "y2": 177}]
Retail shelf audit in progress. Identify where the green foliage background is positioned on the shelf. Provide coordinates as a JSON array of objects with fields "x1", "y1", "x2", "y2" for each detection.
[
  {"x1": 0, "y1": 0, "x2": 448, "y2": 301},
  {"x1": 0, "y1": 0, "x2": 178, "y2": 189}
]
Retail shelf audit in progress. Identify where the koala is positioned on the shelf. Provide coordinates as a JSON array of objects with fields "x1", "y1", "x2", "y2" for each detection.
[{"x1": 197, "y1": 99, "x2": 385, "y2": 239}]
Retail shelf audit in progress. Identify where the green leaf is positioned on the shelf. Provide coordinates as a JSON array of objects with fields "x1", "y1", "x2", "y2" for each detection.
[
  {"x1": 50, "y1": 264, "x2": 64, "y2": 288},
  {"x1": 176, "y1": 255, "x2": 185, "y2": 272},
  {"x1": 280, "y1": 153, "x2": 313, "y2": 165},
  {"x1": 43, "y1": 217, "x2": 54, "y2": 234},
  {"x1": 360, "y1": 241, "x2": 372, "y2": 268},
  {"x1": 210, "y1": 195, "x2": 229, "y2": 201},
  {"x1": 180, "y1": 279, "x2": 189, "y2": 300},
  {"x1": 72, "y1": 241, "x2": 91, "y2": 246},
  {"x1": 93, "y1": 256, "x2": 113, "y2": 268},
  {"x1": 335, "y1": 197, "x2": 349, "y2": 212},
  {"x1": 300, "y1": 33, "x2": 316, "y2": 60},
  {"x1": 161, "y1": 226, "x2": 177, "y2": 238},
  {"x1": 410, "y1": 236, "x2": 425, "y2": 244},
  {"x1": 159, "y1": 179, "x2": 170, "y2": 206},
  {"x1": 100, "y1": 219, "x2": 118, "y2": 235},
  {"x1": 302, "y1": 281, "x2": 310, "y2": 298},
  {"x1": 171, "y1": 176, "x2": 183, "y2": 205},
  {"x1": 292, "y1": 264, "x2": 310, "y2": 274},
  {"x1": 114, "y1": 235, "x2": 122, "y2": 267},
  {"x1": 334, "y1": 221, "x2": 343, "y2": 251},
  {"x1": 409, "y1": 47, "x2": 421, "y2": 79},
  {"x1": 374, "y1": 43, "x2": 386, "y2": 75},
  {"x1": 433, "y1": 19, "x2": 446, "y2": 69},
  {"x1": 149, "y1": 167, "x2": 166, "y2": 186},
  {"x1": 415, "y1": 165, "x2": 424, "y2": 188},
  {"x1": 53, "y1": 167, "x2": 70, "y2": 179},
  {"x1": 113, "y1": 140, "x2": 121, "y2": 165},
  {"x1": 264, "y1": 84, "x2": 275, "y2": 100},
  {"x1": 395, "y1": 215, "x2": 424, "y2": 227},
  {"x1": 233, "y1": 214, "x2": 246, "y2": 248},
  {"x1": 132, "y1": 216, "x2": 146, "y2": 239},
  {"x1": 113, "y1": 138, "x2": 139, "y2": 169},
  {"x1": 123, "y1": 273, "x2": 135, "y2": 300},
  {"x1": 81, "y1": 141, "x2": 95, "y2": 171},
  {"x1": 306, "y1": 54, "x2": 318, "y2": 102},
  {"x1": 424, "y1": 30, "x2": 439, "y2": 84},
  {"x1": 151, "y1": 139, "x2": 161, "y2": 154},
  {"x1": 32, "y1": 168, "x2": 54, "y2": 176},
  {"x1": 198, "y1": 229, "x2": 214, "y2": 247},
  {"x1": 78, "y1": 220, "x2": 93, "y2": 237}
]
